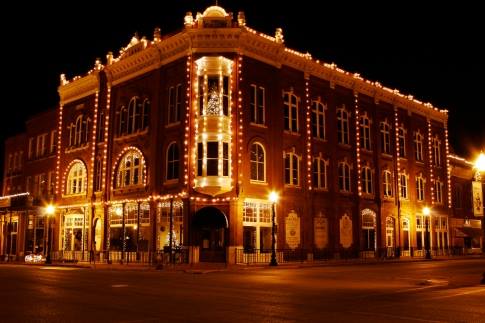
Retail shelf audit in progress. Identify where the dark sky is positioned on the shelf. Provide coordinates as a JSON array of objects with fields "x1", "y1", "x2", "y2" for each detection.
[{"x1": 1, "y1": 0, "x2": 484, "y2": 178}]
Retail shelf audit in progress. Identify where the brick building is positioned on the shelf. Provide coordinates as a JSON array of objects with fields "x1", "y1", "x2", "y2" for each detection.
[{"x1": 3, "y1": 5, "x2": 480, "y2": 263}]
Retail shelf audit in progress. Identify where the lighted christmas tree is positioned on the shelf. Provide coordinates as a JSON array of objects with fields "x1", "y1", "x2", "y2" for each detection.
[{"x1": 206, "y1": 84, "x2": 220, "y2": 115}]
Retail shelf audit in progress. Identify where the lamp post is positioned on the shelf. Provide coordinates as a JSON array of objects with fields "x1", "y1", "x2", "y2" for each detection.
[
  {"x1": 45, "y1": 204, "x2": 56, "y2": 264},
  {"x1": 423, "y1": 206, "x2": 432, "y2": 260},
  {"x1": 269, "y1": 191, "x2": 279, "y2": 266}
]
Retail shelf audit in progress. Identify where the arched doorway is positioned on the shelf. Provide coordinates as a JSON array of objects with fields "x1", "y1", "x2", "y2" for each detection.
[{"x1": 193, "y1": 207, "x2": 227, "y2": 262}]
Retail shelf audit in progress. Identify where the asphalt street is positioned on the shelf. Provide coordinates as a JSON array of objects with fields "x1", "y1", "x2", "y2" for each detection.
[{"x1": 1, "y1": 259, "x2": 484, "y2": 322}]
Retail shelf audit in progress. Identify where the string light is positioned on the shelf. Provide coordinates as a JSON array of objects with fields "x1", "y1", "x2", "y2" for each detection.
[
  {"x1": 101, "y1": 87, "x2": 111, "y2": 190},
  {"x1": 305, "y1": 80, "x2": 312, "y2": 190},
  {"x1": 444, "y1": 125, "x2": 452, "y2": 208},
  {"x1": 427, "y1": 119, "x2": 435, "y2": 204},
  {"x1": 238, "y1": 56, "x2": 243, "y2": 187},
  {"x1": 61, "y1": 159, "x2": 88, "y2": 196},
  {"x1": 184, "y1": 55, "x2": 192, "y2": 187},
  {"x1": 0, "y1": 192, "x2": 30, "y2": 200},
  {"x1": 89, "y1": 91, "x2": 99, "y2": 193},
  {"x1": 394, "y1": 107, "x2": 400, "y2": 200},
  {"x1": 55, "y1": 104, "x2": 64, "y2": 195},
  {"x1": 356, "y1": 93, "x2": 362, "y2": 196}
]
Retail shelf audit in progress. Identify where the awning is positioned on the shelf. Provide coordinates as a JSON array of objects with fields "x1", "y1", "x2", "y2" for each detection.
[{"x1": 455, "y1": 227, "x2": 483, "y2": 239}]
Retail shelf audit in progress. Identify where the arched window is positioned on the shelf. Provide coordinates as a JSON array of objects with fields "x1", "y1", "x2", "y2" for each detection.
[
  {"x1": 361, "y1": 166, "x2": 373, "y2": 194},
  {"x1": 360, "y1": 114, "x2": 371, "y2": 150},
  {"x1": 283, "y1": 92, "x2": 299, "y2": 132},
  {"x1": 433, "y1": 136, "x2": 442, "y2": 166},
  {"x1": 380, "y1": 121, "x2": 391, "y2": 154},
  {"x1": 400, "y1": 172, "x2": 409, "y2": 199},
  {"x1": 142, "y1": 99, "x2": 150, "y2": 130},
  {"x1": 75, "y1": 116, "x2": 83, "y2": 146},
  {"x1": 250, "y1": 143, "x2": 266, "y2": 182},
  {"x1": 416, "y1": 174, "x2": 425, "y2": 201},
  {"x1": 414, "y1": 130, "x2": 423, "y2": 161},
  {"x1": 284, "y1": 151, "x2": 300, "y2": 186},
  {"x1": 119, "y1": 105, "x2": 127, "y2": 136},
  {"x1": 338, "y1": 161, "x2": 351, "y2": 192},
  {"x1": 311, "y1": 101, "x2": 326, "y2": 140},
  {"x1": 337, "y1": 107, "x2": 349, "y2": 144},
  {"x1": 166, "y1": 143, "x2": 179, "y2": 181},
  {"x1": 362, "y1": 209, "x2": 376, "y2": 251},
  {"x1": 383, "y1": 170, "x2": 393, "y2": 197},
  {"x1": 312, "y1": 157, "x2": 328, "y2": 189},
  {"x1": 127, "y1": 97, "x2": 139, "y2": 134},
  {"x1": 66, "y1": 161, "x2": 87, "y2": 195},
  {"x1": 398, "y1": 126, "x2": 406, "y2": 157},
  {"x1": 116, "y1": 149, "x2": 146, "y2": 188}
]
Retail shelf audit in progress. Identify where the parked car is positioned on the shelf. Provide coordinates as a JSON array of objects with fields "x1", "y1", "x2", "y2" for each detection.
[{"x1": 25, "y1": 253, "x2": 46, "y2": 263}]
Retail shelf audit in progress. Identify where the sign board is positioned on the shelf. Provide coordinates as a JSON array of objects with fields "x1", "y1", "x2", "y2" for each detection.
[
  {"x1": 285, "y1": 211, "x2": 300, "y2": 250},
  {"x1": 472, "y1": 181, "x2": 483, "y2": 217},
  {"x1": 339, "y1": 213, "x2": 353, "y2": 248},
  {"x1": 314, "y1": 214, "x2": 328, "y2": 249}
]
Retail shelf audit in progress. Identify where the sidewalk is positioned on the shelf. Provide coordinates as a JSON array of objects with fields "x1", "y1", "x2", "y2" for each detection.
[{"x1": 1, "y1": 254, "x2": 483, "y2": 273}]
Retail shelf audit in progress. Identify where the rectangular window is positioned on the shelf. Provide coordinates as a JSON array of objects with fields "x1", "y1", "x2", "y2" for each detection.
[
  {"x1": 97, "y1": 111, "x2": 105, "y2": 142},
  {"x1": 197, "y1": 143, "x2": 203, "y2": 176},
  {"x1": 223, "y1": 142, "x2": 229, "y2": 176},
  {"x1": 176, "y1": 84, "x2": 182, "y2": 121},
  {"x1": 400, "y1": 174, "x2": 408, "y2": 199},
  {"x1": 222, "y1": 76, "x2": 229, "y2": 116},
  {"x1": 206, "y1": 142, "x2": 218, "y2": 176},
  {"x1": 50, "y1": 130, "x2": 57, "y2": 154},
  {"x1": 283, "y1": 93, "x2": 298, "y2": 132},
  {"x1": 198, "y1": 76, "x2": 204, "y2": 115},
  {"x1": 28, "y1": 137, "x2": 34, "y2": 159}
]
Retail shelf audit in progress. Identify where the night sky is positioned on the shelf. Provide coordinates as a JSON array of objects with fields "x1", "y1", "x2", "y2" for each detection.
[{"x1": 1, "y1": 1, "x2": 484, "y2": 181}]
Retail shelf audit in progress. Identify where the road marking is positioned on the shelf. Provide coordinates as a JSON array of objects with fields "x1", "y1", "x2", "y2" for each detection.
[
  {"x1": 111, "y1": 284, "x2": 129, "y2": 288},
  {"x1": 39, "y1": 267, "x2": 80, "y2": 271},
  {"x1": 424, "y1": 287, "x2": 485, "y2": 300}
]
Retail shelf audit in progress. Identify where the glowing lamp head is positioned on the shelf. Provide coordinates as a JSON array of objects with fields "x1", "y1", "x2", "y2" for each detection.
[
  {"x1": 269, "y1": 191, "x2": 279, "y2": 203},
  {"x1": 45, "y1": 204, "x2": 56, "y2": 216},
  {"x1": 475, "y1": 152, "x2": 485, "y2": 172},
  {"x1": 115, "y1": 207, "x2": 122, "y2": 216},
  {"x1": 422, "y1": 207, "x2": 431, "y2": 216}
]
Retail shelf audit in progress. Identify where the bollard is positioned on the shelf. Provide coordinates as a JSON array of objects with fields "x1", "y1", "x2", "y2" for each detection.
[{"x1": 481, "y1": 272, "x2": 485, "y2": 285}]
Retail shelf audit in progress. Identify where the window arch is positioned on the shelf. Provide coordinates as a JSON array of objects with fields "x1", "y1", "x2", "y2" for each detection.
[
  {"x1": 166, "y1": 142, "x2": 179, "y2": 181},
  {"x1": 433, "y1": 136, "x2": 442, "y2": 166},
  {"x1": 311, "y1": 100, "x2": 326, "y2": 140},
  {"x1": 68, "y1": 115, "x2": 90, "y2": 147},
  {"x1": 337, "y1": 107, "x2": 349, "y2": 144},
  {"x1": 398, "y1": 125, "x2": 406, "y2": 157},
  {"x1": 250, "y1": 142, "x2": 266, "y2": 182},
  {"x1": 416, "y1": 174, "x2": 425, "y2": 201},
  {"x1": 115, "y1": 148, "x2": 146, "y2": 188},
  {"x1": 66, "y1": 160, "x2": 87, "y2": 195}
]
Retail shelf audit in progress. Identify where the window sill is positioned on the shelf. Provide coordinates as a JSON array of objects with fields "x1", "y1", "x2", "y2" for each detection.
[
  {"x1": 115, "y1": 129, "x2": 149, "y2": 141},
  {"x1": 250, "y1": 122, "x2": 267, "y2": 129},
  {"x1": 65, "y1": 145, "x2": 89, "y2": 153},
  {"x1": 312, "y1": 137, "x2": 326, "y2": 143},
  {"x1": 112, "y1": 186, "x2": 146, "y2": 195},
  {"x1": 337, "y1": 143, "x2": 351, "y2": 149},
  {"x1": 284, "y1": 184, "x2": 301, "y2": 189},
  {"x1": 165, "y1": 122, "x2": 181, "y2": 128},
  {"x1": 313, "y1": 188, "x2": 329, "y2": 192},
  {"x1": 164, "y1": 179, "x2": 179, "y2": 186},
  {"x1": 62, "y1": 193, "x2": 87, "y2": 198},
  {"x1": 283, "y1": 130, "x2": 300, "y2": 136},
  {"x1": 250, "y1": 180, "x2": 267, "y2": 185}
]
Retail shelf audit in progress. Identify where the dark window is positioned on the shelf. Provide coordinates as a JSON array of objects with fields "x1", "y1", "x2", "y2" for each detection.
[{"x1": 207, "y1": 142, "x2": 218, "y2": 176}]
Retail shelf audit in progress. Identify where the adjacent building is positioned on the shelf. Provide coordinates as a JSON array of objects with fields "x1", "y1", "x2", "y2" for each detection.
[{"x1": 1, "y1": 5, "x2": 482, "y2": 263}]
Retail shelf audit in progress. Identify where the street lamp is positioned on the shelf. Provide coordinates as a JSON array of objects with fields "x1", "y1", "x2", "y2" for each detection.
[
  {"x1": 474, "y1": 152, "x2": 485, "y2": 253},
  {"x1": 269, "y1": 191, "x2": 279, "y2": 266},
  {"x1": 422, "y1": 206, "x2": 432, "y2": 260},
  {"x1": 474, "y1": 152, "x2": 485, "y2": 180},
  {"x1": 45, "y1": 204, "x2": 56, "y2": 264}
]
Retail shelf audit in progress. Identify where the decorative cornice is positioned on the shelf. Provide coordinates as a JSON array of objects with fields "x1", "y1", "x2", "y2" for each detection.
[
  {"x1": 64, "y1": 23, "x2": 448, "y2": 123},
  {"x1": 58, "y1": 73, "x2": 100, "y2": 104}
]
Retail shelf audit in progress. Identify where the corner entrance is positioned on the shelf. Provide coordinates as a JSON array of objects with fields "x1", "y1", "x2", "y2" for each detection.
[{"x1": 193, "y1": 207, "x2": 227, "y2": 262}]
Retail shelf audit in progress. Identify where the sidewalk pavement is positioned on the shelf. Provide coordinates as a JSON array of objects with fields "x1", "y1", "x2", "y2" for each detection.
[{"x1": 1, "y1": 254, "x2": 483, "y2": 274}]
